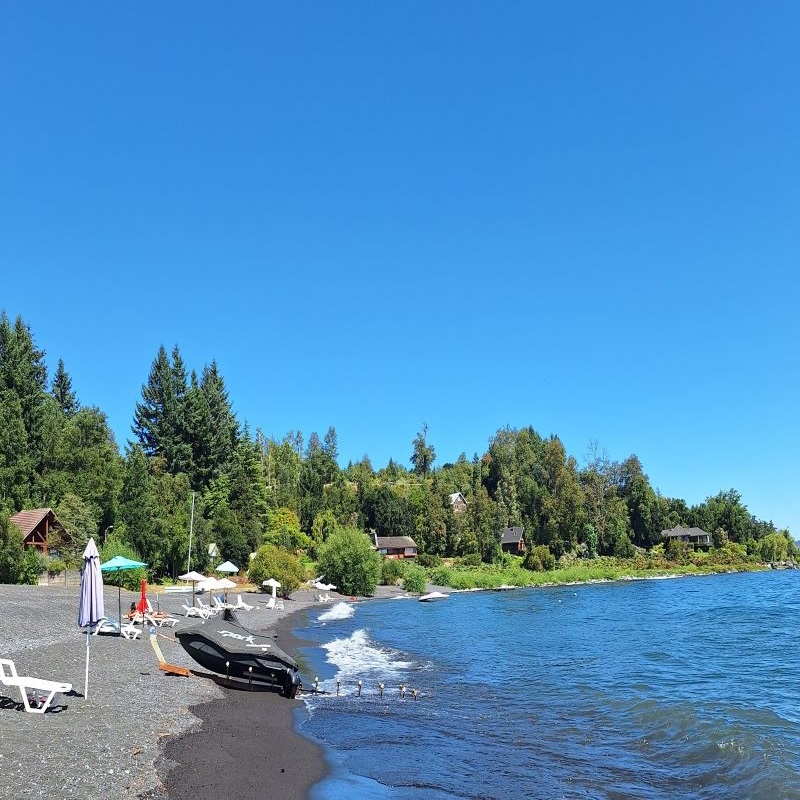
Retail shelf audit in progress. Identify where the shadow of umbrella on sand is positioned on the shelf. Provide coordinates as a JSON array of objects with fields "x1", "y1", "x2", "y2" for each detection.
[{"x1": 100, "y1": 555, "x2": 148, "y2": 636}]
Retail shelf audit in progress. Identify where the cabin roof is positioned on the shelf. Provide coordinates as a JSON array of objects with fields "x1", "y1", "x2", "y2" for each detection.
[
  {"x1": 375, "y1": 536, "x2": 417, "y2": 549},
  {"x1": 499, "y1": 526, "x2": 524, "y2": 545},
  {"x1": 10, "y1": 508, "x2": 55, "y2": 537}
]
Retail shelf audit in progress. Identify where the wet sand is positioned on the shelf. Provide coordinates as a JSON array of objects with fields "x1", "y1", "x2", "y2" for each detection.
[{"x1": 159, "y1": 608, "x2": 328, "y2": 800}]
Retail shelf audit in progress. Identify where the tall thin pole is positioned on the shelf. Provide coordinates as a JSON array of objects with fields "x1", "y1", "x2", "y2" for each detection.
[{"x1": 187, "y1": 491, "x2": 195, "y2": 573}]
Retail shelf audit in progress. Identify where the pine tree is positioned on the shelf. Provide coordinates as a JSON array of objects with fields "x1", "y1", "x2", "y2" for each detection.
[
  {"x1": 0, "y1": 312, "x2": 49, "y2": 474},
  {"x1": 132, "y1": 344, "x2": 174, "y2": 457},
  {"x1": 200, "y1": 361, "x2": 239, "y2": 472},
  {"x1": 51, "y1": 358, "x2": 79, "y2": 416}
]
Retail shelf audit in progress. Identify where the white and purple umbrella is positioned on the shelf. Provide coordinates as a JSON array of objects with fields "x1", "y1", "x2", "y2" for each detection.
[{"x1": 78, "y1": 538, "x2": 105, "y2": 699}]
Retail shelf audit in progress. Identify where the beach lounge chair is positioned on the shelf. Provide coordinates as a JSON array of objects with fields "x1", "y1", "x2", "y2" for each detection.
[
  {"x1": 231, "y1": 594, "x2": 254, "y2": 611},
  {"x1": 93, "y1": 618, "x2": 141, "y2": 639},
  {"x1": 144, "y1": 612, "x2": 179, "y2": 628},
  {"x1": 264, "y1": 596, "x2": 276, "y2": 610},
  {"x1": 212, "y1": 596, "x2": 232, "y2": 612},
  {"x1": 0, "y1": 658, "x2": 72, "y2": 714},
  {"x1": 275, "y1": 599, "x2": 285, "y2": 611},
  {"x1": 181, "y1": 603, "x2": 211, "y2": 619},
  {"x1": 197, "y1": 598, "x2": 221, "y2": 616}
]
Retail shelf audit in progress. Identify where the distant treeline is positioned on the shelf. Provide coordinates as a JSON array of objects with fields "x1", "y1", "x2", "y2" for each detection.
[{"x1": 0, "y1": 310, "x2": 788, "y2": 580}]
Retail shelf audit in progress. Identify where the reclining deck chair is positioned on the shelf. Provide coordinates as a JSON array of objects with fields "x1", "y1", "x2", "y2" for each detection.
[{"x1": 0, "y1": 658, "x2": 72, "y2": 713}]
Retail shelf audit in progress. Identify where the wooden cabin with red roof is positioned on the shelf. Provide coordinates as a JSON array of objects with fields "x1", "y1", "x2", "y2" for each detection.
[{"x1": 9, "y1": 508, "x2": 62, "y2": 555}]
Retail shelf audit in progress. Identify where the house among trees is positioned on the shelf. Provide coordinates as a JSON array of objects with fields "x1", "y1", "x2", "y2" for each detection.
[
  {"x1": 448, "y1": 492, "x2": 467, "y2": 513},
  {"x1": 10, "y1": 508, "x2": 65, "y2": 555},
  {"x1": 499, "y1": 526, "x2": 526, "y2": 554},
  {"x1": 662, "y1": 525, "x2": 712, "y2": 549},
  {"x1": 372, "y1": 533, "x2": 418, "y2": 559}
]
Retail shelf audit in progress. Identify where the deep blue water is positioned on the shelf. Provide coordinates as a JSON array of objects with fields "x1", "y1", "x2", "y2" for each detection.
[{"x1": 293, "y1": 571, "x2": 800, "y2": 799}]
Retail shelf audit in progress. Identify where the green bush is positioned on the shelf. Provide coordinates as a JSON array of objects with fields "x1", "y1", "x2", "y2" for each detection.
[
  {"x1": 402, "y1": 565, "x2": 427, "y2": 594},
  {"x1": 0, "y1": 513, "x2": 25, "y2": 583},
  {"x1": 248, "y1": 544, "x2": 304, "y2": 596},
  {"x1": 19, "y1": 547, "x2": 43, "y2": 585},
  {"x1": 416, "y1": 553, "x2": 442, "y2": 568},
  {"x1": 381, "y1": 558, "x2": 406, "y2": 585},
  {"x1": 47, "y1": 558, "x2": 66, "y2": 578},
  {"x1": 524, "y1": 545, "x2": 556, "y2": 572},
  {"x1": 459, "y1": 553, "x2": 481, "y2": 568},
  {"x1": 317, "y1": 527, "x2": 383, "y2": 597}
]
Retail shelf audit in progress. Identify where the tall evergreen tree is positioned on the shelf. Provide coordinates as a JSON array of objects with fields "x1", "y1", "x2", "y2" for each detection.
[
  {"x1": 132, "y1": 344, "x2": 174, "y2": 457},
  {"x1": 0, "y1": 313, "x2": 49, "y2": 473},
  {"x1": 51, "y1": 358, "x2": 79, "y2": 417},
  {"x1": 200, "y1": 360, "x2": 238, "y2": 472}
]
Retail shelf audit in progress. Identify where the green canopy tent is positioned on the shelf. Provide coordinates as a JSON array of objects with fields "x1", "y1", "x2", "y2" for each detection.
[{"x1": 100, "y1": 555, "x2": 148, "y2": 636}]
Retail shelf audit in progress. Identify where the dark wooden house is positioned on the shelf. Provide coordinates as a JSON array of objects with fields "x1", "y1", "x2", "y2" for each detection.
[{"x1": 499, "y1": 526, "x2": 526, "y2": 554}]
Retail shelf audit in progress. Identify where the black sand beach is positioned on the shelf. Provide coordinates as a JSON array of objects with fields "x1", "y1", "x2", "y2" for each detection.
[
  {"x1": 158, "y1": 609, "x2": 328, "y2": 800},
  {"x1": 0, "y1": 583, "x2": 333, "y2": 799}
]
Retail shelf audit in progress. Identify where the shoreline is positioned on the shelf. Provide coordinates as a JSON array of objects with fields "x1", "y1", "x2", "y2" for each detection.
[
  {"x1": 155, "y1": 583, "x2": 408, "y2": 800},
  {"x1": 156, "y1": 600, "x2": 329, "y2": 800}
]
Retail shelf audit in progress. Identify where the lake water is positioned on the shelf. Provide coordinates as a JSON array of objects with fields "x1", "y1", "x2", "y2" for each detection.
[{"x1": 294, "y1": 570, "x2": 800, "y2": 799}]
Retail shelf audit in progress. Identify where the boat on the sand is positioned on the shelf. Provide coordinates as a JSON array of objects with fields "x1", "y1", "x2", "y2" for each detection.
[
  {"x1": 419, "y1": 591, "x2": 449, "y2": 602},
  {"x1": 175, "y1": 609, "x2": 300, "y2": 698}
]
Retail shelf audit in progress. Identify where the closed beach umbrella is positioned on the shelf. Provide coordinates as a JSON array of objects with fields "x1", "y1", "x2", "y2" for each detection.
[
  {"x1": 78, "y1": 538, "x2": 105, "y2": 699},
  {"x1": 136, "y1": 579, "x2": 149, "y2": 615},
  {"x1": 178, "y1": 570, "x2": 205, "y2": 607},
  {"x1": 100, "y1": 555, "x2": 148, "y2": 636}
]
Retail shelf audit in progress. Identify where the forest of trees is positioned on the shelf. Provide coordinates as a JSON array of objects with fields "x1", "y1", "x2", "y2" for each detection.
[{"x1": 0, "y1": 311, "x2": 790, "y2": 583}]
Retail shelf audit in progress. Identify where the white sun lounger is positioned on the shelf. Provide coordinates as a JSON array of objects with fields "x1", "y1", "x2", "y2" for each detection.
[
  {"x1": 232, "y1": 594, "x2": 254, "y2": 611},
  {"x1": 181, "y1": 603, "x2": 211, "y2": 619},
  {"x1": 144, "y1": 612, "x2": 179, "y2": 628},
  {"x1": 92, "y1": 618, "x2": 141, "y2": 639},
  {"x1": 0, "y1": 658, "x2": 72, "y2": 713}
]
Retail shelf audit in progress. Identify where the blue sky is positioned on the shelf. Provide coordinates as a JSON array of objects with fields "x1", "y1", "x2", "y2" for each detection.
[{"x1": 2, "y1": 3, "x2": 797, "y2": 533}]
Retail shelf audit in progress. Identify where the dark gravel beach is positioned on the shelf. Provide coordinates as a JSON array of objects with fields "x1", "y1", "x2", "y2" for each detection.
[
  {"x1": 0, "y1": 583, "x2": 329, "y2": 800},
  {"x1": 158, "y1": 612, "x2": 327, "y2": 800}
]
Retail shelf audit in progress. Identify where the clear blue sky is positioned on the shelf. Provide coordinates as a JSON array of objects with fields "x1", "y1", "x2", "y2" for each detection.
[{"x1": 2, "y1": 3, "x2": 797, "y2": 533}]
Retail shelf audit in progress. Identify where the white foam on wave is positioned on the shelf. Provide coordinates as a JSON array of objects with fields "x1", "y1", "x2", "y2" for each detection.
[
  {"x1": 318, "y1": 601, "x2": 355, "y2": 622},
  {"x1": 320, "y1": 628, "x2": 415, "y2": 691}
]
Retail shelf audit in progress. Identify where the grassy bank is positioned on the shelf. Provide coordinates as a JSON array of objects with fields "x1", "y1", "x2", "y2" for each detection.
[{"x1": 425, "y1": 556, "x2": 768, "y2": 592}]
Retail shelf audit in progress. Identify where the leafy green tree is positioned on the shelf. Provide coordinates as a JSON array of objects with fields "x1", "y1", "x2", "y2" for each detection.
[
  {"x1": 98, "y1": 538, "x2": 148, "y2": 590},
  {"x1": 760, "y1": 532, "x2": 789, "y2": 563},
  {"x1": 410, "y1": 423, "x2": 436, "y2": 477},
  {"x1": 248, "y1": 543, "x2": 304, "y2": 596},
  {"x1": 49, "y1": 407, "x2": 123, "y2": 531},
  {"x1": 209, "y1": 500, "x2": 251, "y2": 569},
  {"x1": 311, "y1": 509, "x2": 338, "y2": 556},
  {"x1": 0, "y1": 512, "x2": 24, "y2": 582},
  {"x1": 264, "y1": 507, "x2": 309, "y2": 550},
  {"x1": 148, "y1": 469, "x2": 194, "y2": 577},
  {"x1": 317, "y1": 527, "x2": 383, "y2": 596},
  {"x1": 120, "y1": 444, "x2": 156, "y2": 561},
  {"x1": 53, "y1": 492, "x2": 97, "y2": 565}
]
